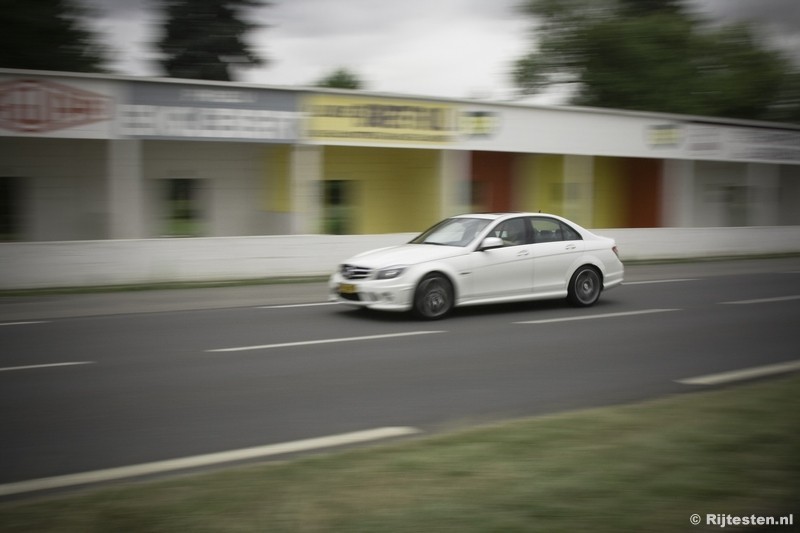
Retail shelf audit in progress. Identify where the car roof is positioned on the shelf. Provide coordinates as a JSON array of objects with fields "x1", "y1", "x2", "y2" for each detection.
[{"x1": 452, "y1": 212, "x2": 559, "y2": 221}]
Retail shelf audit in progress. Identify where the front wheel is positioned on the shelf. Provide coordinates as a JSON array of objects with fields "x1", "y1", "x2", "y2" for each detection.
[
  {"x1": 413, "y1": 274, "x2": 454, "y2": 320},
  {"x1": 567, "y1": 266, "x2": 602, "y2": 307}
]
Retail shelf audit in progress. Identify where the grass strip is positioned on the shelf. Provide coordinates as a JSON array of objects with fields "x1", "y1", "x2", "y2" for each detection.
[{"x1": 1, "y1": 376, "x2": 798, "y2": 532}]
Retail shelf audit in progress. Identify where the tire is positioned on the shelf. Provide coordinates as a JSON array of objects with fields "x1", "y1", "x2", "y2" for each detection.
[
  {"x1": 413, "y1": 274, "x2": 454, "y2": 320},
  {"x1": 567, "y1": 266, "x2": 602, "y2": 307}
]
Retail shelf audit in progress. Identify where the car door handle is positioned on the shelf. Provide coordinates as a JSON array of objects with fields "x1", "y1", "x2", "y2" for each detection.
[
  {"x1": 565, "y1": 244, "x2": 577, "y2": 250},
  {"x1": 517, "y1": 250, "x2": 530, "y2": 257}
]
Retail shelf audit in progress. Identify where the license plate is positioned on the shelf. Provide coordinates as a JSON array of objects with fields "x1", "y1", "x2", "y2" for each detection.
[{"x1": 339, "y1": 283, "x2": 357, "y2": 294}]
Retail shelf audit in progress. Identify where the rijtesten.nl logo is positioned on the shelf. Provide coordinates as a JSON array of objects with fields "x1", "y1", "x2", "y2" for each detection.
[{"x1": 0, "y1": 79, "x2": 112, "y2": 133}]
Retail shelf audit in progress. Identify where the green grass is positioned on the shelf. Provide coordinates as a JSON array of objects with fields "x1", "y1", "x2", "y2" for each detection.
[{"x1": 1, "y1": 376, "x2": 798, "y2": 532}]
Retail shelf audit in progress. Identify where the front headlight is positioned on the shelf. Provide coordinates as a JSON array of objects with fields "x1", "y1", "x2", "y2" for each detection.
[{"x1": 375, "y1": 266, "x2": 407, "y2": 280}]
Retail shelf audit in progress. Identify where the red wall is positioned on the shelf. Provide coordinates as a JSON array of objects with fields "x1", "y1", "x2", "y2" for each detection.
[
  {"x1": 627, "y1": 158, "x2": 662, "y2": 227},
  {"x1": 471, "y1": 151, "x2": 515, "y2": 212}
]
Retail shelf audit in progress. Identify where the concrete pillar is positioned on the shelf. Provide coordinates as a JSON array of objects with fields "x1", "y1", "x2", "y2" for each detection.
[
  {"x1": 439, "y1": 150, "x2": 471, "y2": 218},
  {"x1": 107, "y1": 139, "x2": 146, "y2": 239},
  {"x1": 746, "y1": 163, "x2": 780, "y2": 226},
  {"x1": 661, "y1": 159, "x2": 695, "y2": 227},
  {"x1": 563, "y1": 155, "x2": 594, "y2": 227},
  {"x1": 289, "y1": 145, "x2": 323, "y2": 234},
  {"x1": 779, "y1": 166, "x2": 800, "y2": 225}
]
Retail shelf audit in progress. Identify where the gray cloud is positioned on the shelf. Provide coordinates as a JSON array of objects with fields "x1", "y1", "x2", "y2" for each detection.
[
  {"x1": 688, "y1": 0, "x2": 800, "y2": 32},
  {"x1": 687, "y1": 0, "x2": 800, "y2": 62},
  {"x1": 75, "y1": 0, "x2": 800, "y2": 95}
]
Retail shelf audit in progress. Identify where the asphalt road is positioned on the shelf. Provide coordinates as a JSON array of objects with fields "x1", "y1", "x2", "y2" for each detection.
[{"x1": 2, "y1": 258, "x2": 799, "y2": 497}]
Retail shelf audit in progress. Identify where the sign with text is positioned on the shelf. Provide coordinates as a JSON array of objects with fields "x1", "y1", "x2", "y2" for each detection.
[
  {"x1": 306, "y1": 95, "x2": 457, "y2": 145},
  {"x1": 119, "y1": 82, "x2": 301, "y2": 142},
  {"x1": 0, "y1": 78, "x2": 112, "y2": 136}
]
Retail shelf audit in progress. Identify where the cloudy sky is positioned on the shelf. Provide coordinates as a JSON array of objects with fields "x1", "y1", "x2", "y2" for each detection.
[{"x1": 84, "y1": 0, "x2": 800, "y2": 102}]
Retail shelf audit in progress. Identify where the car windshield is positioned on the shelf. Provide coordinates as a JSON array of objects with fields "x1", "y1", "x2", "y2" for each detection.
[{"x1": 410, "y1": 217, "x2": 491, "y2": 247}]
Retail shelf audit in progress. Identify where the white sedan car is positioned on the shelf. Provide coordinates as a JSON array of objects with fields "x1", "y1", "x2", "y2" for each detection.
[{"x1": 329, "y1": 213, "x2": 624, "y2": 319}]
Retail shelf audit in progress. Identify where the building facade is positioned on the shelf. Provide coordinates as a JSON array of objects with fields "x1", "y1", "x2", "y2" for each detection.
[{"x1": 1, "y1": 68, "x2": 799, "y2": 242}]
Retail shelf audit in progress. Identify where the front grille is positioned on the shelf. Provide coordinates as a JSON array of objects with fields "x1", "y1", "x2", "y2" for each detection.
[
  {"x1": 339, "y1": 292, "x2": 361, "y2": 302},
  {"x1": 341, "y1": 264, "x2": 372, "y2": 280}
]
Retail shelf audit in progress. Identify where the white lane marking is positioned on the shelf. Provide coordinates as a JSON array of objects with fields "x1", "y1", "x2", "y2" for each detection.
[
  {"x1": 256, "y1": 302, "x2": 337, "y2": 309},
  {"x1": 624, "y1": 279, "x2": 699, "y2": 286},
  {"x1": 0, "y1": 321, "x2": 50, "y2": 327},
  {"x1": 0, "y1": 427, "x2": 421, "y2": 497},
  {"x1": 676, "y1": 360, "x2": 800, "y2": 386},
  {"x1": 208, "y1": 330, "x2": 446, "y2": 353},
  {"x1": 515, "y1": 309, "x2": 680, "y2": 325},
  {"x1": 0, "y1": 361, "x2": 94, "y2": 373},
  {"x1": 720, "y1": 295, "x2": 800, "y2": 305}
]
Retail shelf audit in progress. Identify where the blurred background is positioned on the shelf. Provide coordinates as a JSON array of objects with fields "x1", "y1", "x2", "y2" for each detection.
[
  {"x1": 0, "y1": 3, "x2": 799, "y2": 527},
  {"x1": 3, "y1": 0, "x2": 799, "y2": 113}
]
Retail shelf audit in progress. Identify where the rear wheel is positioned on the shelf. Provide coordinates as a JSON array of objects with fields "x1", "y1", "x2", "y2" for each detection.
[
  {"x1": 568, "y1": 266, "x2": 601, "y2": 307},
  {"x1": 413, "y1": 274, "x2": 453, "y2": 320}
]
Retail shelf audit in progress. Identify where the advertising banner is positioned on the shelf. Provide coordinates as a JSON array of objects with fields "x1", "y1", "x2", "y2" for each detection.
[
  {"x1": 0, "y1": 76, "x2": 114, "y2": 139},
  {"x1": 646, "y1": 122, "x2": 800, "y2": 164},
  {"x1": 119, "y1": 82, "x2": 301, "y2": 143},
  {"x1": 305, "y1": 94, "x2": 457, "y2": 146}
]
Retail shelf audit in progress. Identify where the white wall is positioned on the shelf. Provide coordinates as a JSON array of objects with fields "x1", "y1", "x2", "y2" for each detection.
[
  {"x1": 142, "y1": 140, "x2": 272, "y2": 237},
  {"x1": 0, "y1": 138, "x2": 108, "y2": 241},
  {"x1": 602, "y1": 227, "x2": 800, "y2": 262},
  {"x1": 2, "y1": 228, "x2": 799, "y2": 289},
  {"x1": 660, "y1": 160, "x2": 800, "y2": 228}
]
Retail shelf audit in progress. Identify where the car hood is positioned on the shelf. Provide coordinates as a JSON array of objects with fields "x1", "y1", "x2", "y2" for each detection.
[{"x1": 346, "y1": 243, "x2": 466, "y2": 268}]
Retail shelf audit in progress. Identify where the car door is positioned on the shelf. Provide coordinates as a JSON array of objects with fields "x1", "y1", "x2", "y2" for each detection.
[
  {"x1": 531, "y1": 217, "x2": 585, "y2": 295},
  {"x1": 467, "y1": 217, "x2": 535, "y2": 300}
]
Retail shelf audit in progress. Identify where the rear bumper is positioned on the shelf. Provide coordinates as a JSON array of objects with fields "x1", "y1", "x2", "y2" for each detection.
[{"x1": 603, "y1": 264, "x2": 624, "y2": 290}]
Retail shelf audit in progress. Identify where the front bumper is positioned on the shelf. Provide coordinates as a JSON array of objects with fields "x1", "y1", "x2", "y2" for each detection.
[{"x1": 328, "y1": 274, "x2": 415, "y2": 312}]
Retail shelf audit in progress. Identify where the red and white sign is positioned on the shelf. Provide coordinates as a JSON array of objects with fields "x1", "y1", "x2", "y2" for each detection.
[{"x1": 0, "y1": 79, "x2": 112, "y2": 133}]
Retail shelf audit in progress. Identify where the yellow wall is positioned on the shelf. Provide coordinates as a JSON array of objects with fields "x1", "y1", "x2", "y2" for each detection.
[
  {"x1": 521, "y1": 154, "x2": 631, "y2": 227},
  {"x1": 517, "y1": 154, "x2": 565, "y2": 215},
  {"x1": 324, "y1": 146, "x2": 440, "y2": 234},
  {"x1": 268, "y1": 146, "x2": 634, "y2": 233},
  {"x1": 264, "y1": 145, "x2": 291, "y2": 212},
  {"x1": 593, "y1": 157, "x2": 629, "y2": 228}
]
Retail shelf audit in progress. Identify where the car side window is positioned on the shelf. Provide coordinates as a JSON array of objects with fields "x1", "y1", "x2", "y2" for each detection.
[
  {"x1": 532, "y1": 218, "x2": 582, "y2": 243},
  {"x1": 561, "y1": 222, "x2": 581, "y2": 241},
  {"x1": 491, "y1": 217, "x2": 531, "y2": 247}
]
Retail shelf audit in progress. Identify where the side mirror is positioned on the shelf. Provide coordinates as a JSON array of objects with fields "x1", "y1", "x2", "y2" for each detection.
[{"x1": 479, "y1": 237, "x2": 504, "y2": 251}]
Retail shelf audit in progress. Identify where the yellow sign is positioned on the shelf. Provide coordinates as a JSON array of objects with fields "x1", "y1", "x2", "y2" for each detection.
[
  {"x1": 306, "y1": 95, "x2": 456, "y2": 145},
  {"x1": 460, "y1": 110, "x2": 499, "y2": 138},
  {"x1": 646, "y1": 124, "x2": 683, "y2": 148}
]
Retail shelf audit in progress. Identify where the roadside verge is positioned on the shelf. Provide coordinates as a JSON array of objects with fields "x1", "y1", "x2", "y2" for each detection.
[{"x1": 0, "y1": 375, "x2": 797, "y2": 532}]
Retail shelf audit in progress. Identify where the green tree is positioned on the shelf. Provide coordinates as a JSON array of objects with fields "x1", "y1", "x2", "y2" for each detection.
[
  {"x1": 315, "y1": 68, "x2": 364, "y2": 90},
  {"x1": 156, "y1": 0, "x2": 268, "y2": 81},
  {"x1": 0, "y1": 0, "x2": 107, "y2": 72},
  {"x1": 513, "y1": 0, "x2": 799, "y2": 123}
]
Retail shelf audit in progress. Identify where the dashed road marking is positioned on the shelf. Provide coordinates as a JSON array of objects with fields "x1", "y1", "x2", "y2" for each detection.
[
  {"x1": 624, "y1": 279, "x2": 699, "y2": 286},
  {"x1": 256, "y1": 302, "x2": 337, "y2": 309},
  {"x1": 208, "y1": 330, "x2": 446, "y2": 353},
  {"x1": 0, "y1": 361, "x2": 94, "y2": 373},
  {"x1": 720, "y1": 295, "x2": 800, "y2": 305},
  {"x1": 515, "y1": 309, "x2": 680, "y2": 325}
]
